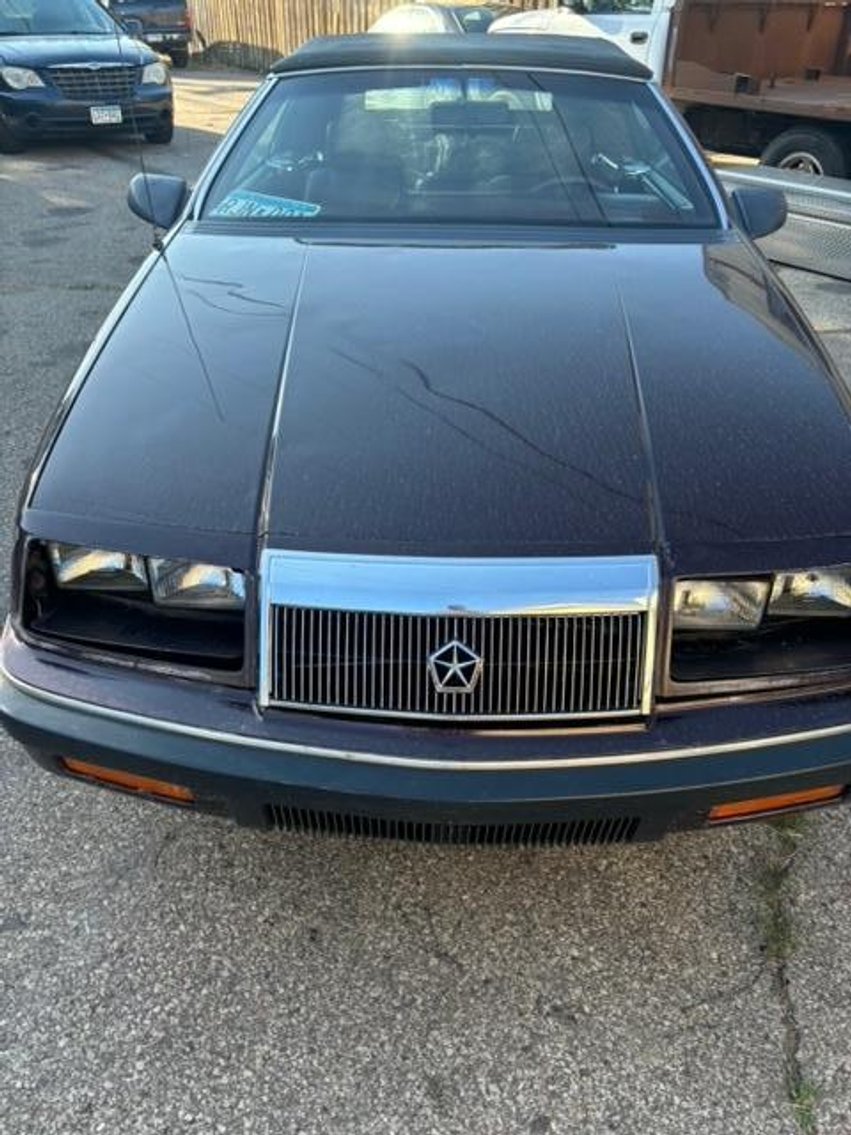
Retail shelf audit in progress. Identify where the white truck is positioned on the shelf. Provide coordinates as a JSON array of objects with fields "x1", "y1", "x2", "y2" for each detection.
[{"x1": 492, "y1": 0, "x2": 851, "y2": 178}]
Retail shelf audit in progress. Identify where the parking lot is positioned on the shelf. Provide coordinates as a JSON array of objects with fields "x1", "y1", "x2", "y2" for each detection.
[{"x1": 3, "y1": 71, "x2": 851, "y2": 1135}]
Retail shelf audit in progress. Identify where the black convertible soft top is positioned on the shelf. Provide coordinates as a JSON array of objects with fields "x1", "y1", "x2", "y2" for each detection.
[{"x1": 271, "y1": 33, "x2": 652, "y2": 81}]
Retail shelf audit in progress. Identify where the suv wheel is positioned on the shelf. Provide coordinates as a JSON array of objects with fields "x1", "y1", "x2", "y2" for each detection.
[
  {"x1": 145, "y1": 119, "x2": 174, "y2": 145},
  {"x1": 0, "y1": 121, "x2": 26, "y2": 154}
]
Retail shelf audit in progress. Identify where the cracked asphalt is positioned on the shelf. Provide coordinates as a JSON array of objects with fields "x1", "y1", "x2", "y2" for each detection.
[{"x1": 2, "y1": 72, "x2": 851, "y2": 1135}]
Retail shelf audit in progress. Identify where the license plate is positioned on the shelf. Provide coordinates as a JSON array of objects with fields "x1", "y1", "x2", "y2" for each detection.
[
  {"x1": 147, "y1": 33, "x2": 163, "y2": 42},
  {"x1": 90, "y1": 105, "x2": 122, "y2": 126}
]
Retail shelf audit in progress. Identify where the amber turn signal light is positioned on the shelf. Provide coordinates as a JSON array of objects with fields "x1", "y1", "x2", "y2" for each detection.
[
  {"x1": 61, "y1": 758, "x2": 194, "y2": 804},
  {"x1": 709, "y1": 785, "x2": 844, "y2": 824}
]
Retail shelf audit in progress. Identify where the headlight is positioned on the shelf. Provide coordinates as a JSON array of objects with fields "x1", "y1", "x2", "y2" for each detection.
[
  {"x1": 1, "y1": 66, "x2": 45, "y2": 90},
  {"x1": 46, "y1": 543, "x2": 244, "y2": 609},
  {"x1": 48, "y1": 543, "x2": 147, "y2": 592},
  {"x1": 673, "y1": 579, "x2": 769, "y2": 631},
  {"x1": 141, "y1": 61, "x2": 169, "y2": 85},
  {"x1": 26, "y1": 541, "x2": 247, "y2": 676},
  {"x1": 670, "y1": 567, "x2": 851, "y2": 693},
  {"x1": 769, "y1": 569, "x2": 851, "y2": 617},
  {"x1": 149, "y1": 559, "x2": 245, "y2": 610}
]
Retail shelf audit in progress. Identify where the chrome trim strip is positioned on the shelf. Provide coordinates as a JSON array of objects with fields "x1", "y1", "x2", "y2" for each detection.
[
  {"x1": 264, "y1": 701, "x2": 641, "y2": 724},
  {"x1": 261, "y1": 551, "x2": 657, "y2": 617},
  {"x1": 259, "y1": 552, "x2": 659, "y2": 717},
  {"x1": 4, "y1": 662, "x2": 850, "y2": 772},
  {"x1": 641, "y1": 579, "x2": 659, "y2": 717},
  {"x1": 646, "y1": 81, "x2": 730, "y2": 229},
  {"x1": 270, "y1": 63, "x2": 648, "y2": 84},
  {"x1": 191, "y1": 75, "x2": 276, "y2": 219}
]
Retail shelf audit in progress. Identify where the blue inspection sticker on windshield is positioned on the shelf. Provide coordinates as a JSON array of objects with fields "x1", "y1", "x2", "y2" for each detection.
[{"x1": 212, "y1": 190, "x2": 321, "y2": 219}]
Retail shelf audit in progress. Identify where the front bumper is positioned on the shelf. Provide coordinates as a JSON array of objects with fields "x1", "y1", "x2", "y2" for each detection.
[
  {"x1": 142, "y1": 32, "x2": 190, "y2": 49},
  {"x1": 2, "y1": 623, "x2": 851, "y2": 841},
  {"x1": 0, "y1": 86, "x2": 172, "y2": 141}
]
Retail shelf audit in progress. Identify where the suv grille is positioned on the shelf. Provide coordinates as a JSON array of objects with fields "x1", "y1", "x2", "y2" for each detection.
[
  {"x1": 48, "y1": 65, "x2": 139, "y2": 102},
  {"x1": 268, "y1": 806, "x2": 641, "y2": 846},
  {"x1": 268, "y1": 607, "x2": 648, "y2": 721}
]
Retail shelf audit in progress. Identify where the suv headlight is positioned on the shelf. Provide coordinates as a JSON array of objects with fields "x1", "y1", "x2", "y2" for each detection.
[
  {"x1": 1, "y1": 66, "x2": 45, "y2": 90},
  {"x1": 141, "y1": 61, "x2": 169, "y2": 86},
  {"x1": 670, "y1": 568, "x2": 851, "y2": 693}
]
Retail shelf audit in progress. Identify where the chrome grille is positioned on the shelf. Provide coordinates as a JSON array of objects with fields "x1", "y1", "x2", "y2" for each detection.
[
  {"x1": 268, "y1": 806, "x2": 641, "y2": 846},
  {"x1": 48, "y1": 65, "x2": 139, "y2": 102},
  {"x1": 268, "y1": 607, "x2": 648, "y2": 721}
]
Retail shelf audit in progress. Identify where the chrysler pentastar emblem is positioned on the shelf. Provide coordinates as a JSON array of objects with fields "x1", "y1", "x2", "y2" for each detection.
[{"x1": 428, "y1": 640, "x2": 483, "y2": 694}]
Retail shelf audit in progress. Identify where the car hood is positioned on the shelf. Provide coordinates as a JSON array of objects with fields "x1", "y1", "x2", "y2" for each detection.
[
  {"x1": 27, "y1": 231, "x2": 851, "y2": 575},
  {"x1": 0, "y1": 34, "x2": 153, "y2": 68}
]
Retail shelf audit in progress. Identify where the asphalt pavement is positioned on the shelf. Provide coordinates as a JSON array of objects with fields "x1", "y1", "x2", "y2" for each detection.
[{"x1": 2, "y1": 72, "x2": 851, "y2": 1135}]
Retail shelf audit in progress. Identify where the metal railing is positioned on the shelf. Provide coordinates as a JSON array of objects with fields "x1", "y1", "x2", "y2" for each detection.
[{"x1": 716, "y1": 164, "x2": 851, "y2": 282}]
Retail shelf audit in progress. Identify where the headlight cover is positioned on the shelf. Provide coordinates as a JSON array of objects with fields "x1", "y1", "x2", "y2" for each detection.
[
  {"x1": 673, "y1": 579, "x2": 770, "y2": 631},
  {"x1": 1, "y1": 66, "x2": 45, "y2": 90},
  {"x1": 670, "y1": 566, "x2": 851, "y2": 692},
  {"x1": 149, "y1": 558, "x2": 246, "y2": 610},
  {"x1": 27, "y1": 542, "x2": 247, "y2": 676},
  {"x1": 769, "y1": 569, "x2": 851, "y2": 618},
  {"x1": 46, "y1": 543, "x2": 245, "y2": 610},
  {"x1": 48, "y1": 543, "x2": 147, "y2": 592},
  {"x1": 141, "y1": 61, "x2": 169, "y2": 86}
]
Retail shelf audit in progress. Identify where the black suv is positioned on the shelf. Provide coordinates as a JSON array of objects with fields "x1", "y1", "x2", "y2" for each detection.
[
  {"x1": 104, "y1": 0, "x2": 191, "y2": 67},
  {"x1": 0, "y1": 0, "x2": 173, "y2": 152}
]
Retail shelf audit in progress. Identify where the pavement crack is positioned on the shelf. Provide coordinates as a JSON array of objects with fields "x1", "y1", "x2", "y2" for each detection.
[
  {"x1": 760, "y1": 817, "x2": 821, "y2": 1135},
  {"x1": 396, "y1": 902, "x2": 466, "y2": 973}
]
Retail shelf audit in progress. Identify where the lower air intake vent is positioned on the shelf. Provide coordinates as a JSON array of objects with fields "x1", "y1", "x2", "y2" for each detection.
[{"x1": 267, "y1": 806, "x2": 640, "y2": 847}]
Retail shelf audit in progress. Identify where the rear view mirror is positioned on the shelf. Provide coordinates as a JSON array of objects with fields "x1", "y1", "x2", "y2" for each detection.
[
  {"x1": 730, "y1": 187, "x2": 788, "y2": 239},
  {"x1": 122, "y1": 17, "x2": 144, "y2": 36},
  {"x1": 127, "y1": 173, "x2": 188, "y2": 230}
]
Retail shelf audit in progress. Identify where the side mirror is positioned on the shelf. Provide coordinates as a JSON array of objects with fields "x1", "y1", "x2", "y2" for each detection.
[
  {"x1": 730, "y1": 186, "x2": 788, "y2": 239},
  {"x1": 127, "y1": 173, "x2": 188, "y2": 230},
  {"x1": 122, "y1": 17, "x2": 145, "y2": 36}
]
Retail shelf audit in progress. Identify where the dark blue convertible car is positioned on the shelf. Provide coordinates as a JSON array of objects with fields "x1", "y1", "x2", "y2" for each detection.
[
  {"x1": 0, "y1": 0, "x2": 172, "y2": 152},
  {"x1": 3, "y1": 35, "x2": 851, "y2": 846}
]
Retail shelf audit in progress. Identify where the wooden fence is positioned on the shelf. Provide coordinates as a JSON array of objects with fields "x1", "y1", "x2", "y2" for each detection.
[{"x1": 190, "y1": 0, "x2": 556, "y2": 70}]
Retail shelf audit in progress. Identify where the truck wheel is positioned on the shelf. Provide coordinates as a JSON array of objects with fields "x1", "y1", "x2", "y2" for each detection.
[
  {"x1": 169, "y1": 47, "x2": 189, "y2": 69},
  {"x1": 760, "y1": 129, "x2": 848, "y2": 178}
]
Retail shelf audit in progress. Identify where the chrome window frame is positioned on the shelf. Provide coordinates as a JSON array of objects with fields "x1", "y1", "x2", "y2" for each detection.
[{"x1": 258, "y1": 551, "x2": 660, "y2": 720}]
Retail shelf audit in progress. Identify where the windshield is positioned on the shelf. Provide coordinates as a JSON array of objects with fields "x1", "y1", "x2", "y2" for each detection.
[
  {"x1": 203, "y1": 69, "x2": 718, "y2": 230},
  {"x1": 0, "y1": 0, "x2": 116, "y2": 36}
]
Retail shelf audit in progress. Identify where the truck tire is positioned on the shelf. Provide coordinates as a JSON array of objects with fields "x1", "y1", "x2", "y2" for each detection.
[
  {"x1": 760, "y1": 128, "x2": 848, "y2": 178},
  {"x1": 169, "y1": 46, "x2": 189, "y2": 69}
]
